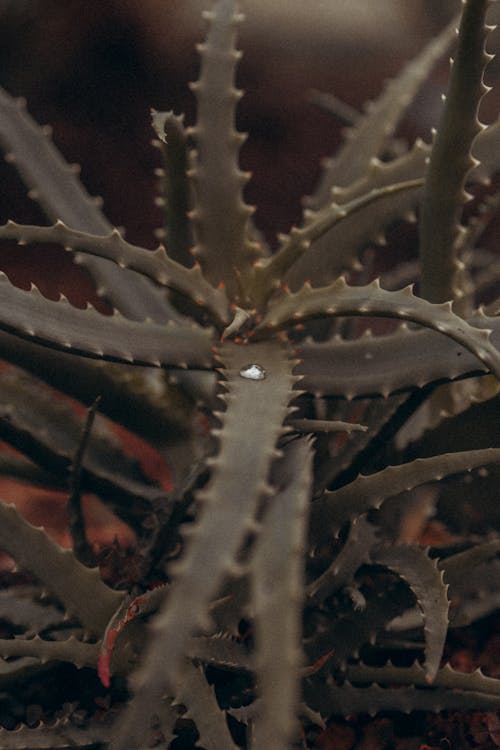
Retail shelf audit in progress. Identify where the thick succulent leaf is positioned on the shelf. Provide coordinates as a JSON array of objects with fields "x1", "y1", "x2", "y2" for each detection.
[
  {"x1": 410, "y1": 374, "x2": 500, "y2": 448},
  {"x1": 0, "y1": 586, "x2": 63, "y2": 636},
  {"x1": 346, "y1": 660, "x2": 500, "y2": 697},
  {"x1": 0, "y1": 719, "x2": 114, "y2": 749},
  {"x1": 310, "y1": 447, "x2": 500, "y2": 544},
  {"x1": 419, "y1": 0, "x2": 492, "y2": 304},
  {"x1": 0, "y1": 636, "x2": 98, "y2": 671},
  {"x1": 307, "y1": 517, "x2": 378, "y2": 605},
  {"x1": 394, "y1": 542, "x2": 500, "y2": 630},
  {"x1": 250, "y1": 437, "x2": 313, "y2": 750},
  {"x1": 297, "y1": 312, "x2": 500, "y2": 399},
  {"x1": 0, "y1": 454, "x2": 64, "y2": 490},
  {"x1": 257, "y1": 278, "x2": 500, "y2": 379},
  {"x1": 0, "y1": 221, "x2": 229, "y2": 326},
  {"x1": 0, "y1": 273, "x2": 213, "y2": 369},
  {"x1": 440, "y1": 538, "x2": 500, "y2": 589},
  {"x1": 151, "y1": 109, "x2": 194, "y2": 267},
  {"x1": 451, "y1": 589, "x2": 500, "y2": 627},
  {"x1": 472, "y1": 114, "x2": 500, "y2": 180},
  {"x1": 0, "y1": 657, "x2": 47, "y2": 685},
  {"x1": 0, "y1": 370, "x2": 162, "y2": 519},
  {"x1": 229, "y1": 699, "x2": 324, "y2": 729},
  {"x1": 313, "y1": 394, "x2": 408, "y2": 490},
  {"x1": 305, "y1": 662, "x2": 500, "y2": 716},
  {"x1": 0, "y1": 331, "x2": 193, "y2": 448},
  {"x1": 307, "y1": 15, "x2": 456, "y2": 201},
  {"x1": 189, "y1": 0, "x2": 257, "y2": 299},
  {"x1": 290, "y1": 418, "x2": 366, "y2": 434},
  {"x1": 0, "y1": 87, "x2": 172, "y2": 323},
  {"x1": 308, "y1": 90, "x2": 360, "y2": 127},
  {"x1": 0, "y1": 500, "x2": 124, "y2": 637},
  {"x1": 286, "y1": 142, "x2": 429, "y2": 291},
  {"x1": 174, "y1": 662, "x2": 237, "y2": 750},
  {"x1": 294, "y1": 92, "x2": 500, "y2": 292},
  {"x1": 306, "y1": 680, "x2": 500, "y2": 717},
  {"x1": 251, "y1": 178, "x2": 423, "y2": 306},
  {"x1": 304, "y1": 581, "x2": 415, "y2": 668},
  {"x1": 371, "y1": 545, "x2": 449, "y2": 682},
  {"x1": 109, "y1": 340, "x2": 298, "y2": 750},
  {"x1": 0, "y1": 90, "x2": 110, "y2": 235},
  {"x1": 189, "y1": 634, "x2": 253, "y2": 672}
]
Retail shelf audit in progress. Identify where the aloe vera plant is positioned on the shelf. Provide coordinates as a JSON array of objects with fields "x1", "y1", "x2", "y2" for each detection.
[{"x1": 1, "y1": 0, "x2": 500, "y2": 748}]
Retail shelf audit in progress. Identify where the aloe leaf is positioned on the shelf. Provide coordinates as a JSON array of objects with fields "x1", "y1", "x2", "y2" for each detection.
[
  {"x1": 189, "y1": 0, "x2": 258, "y2": 300},
  {"x1": 151, "y1": 109, "x2": 194, "y2": 267},
  {"x1": 0, "y1": 719, "x2": 114, "y2": 749},
  {"x1": 0, "y1": 370, "x2": 162, "y2": 520},
  {"x1": 307, "y1": 517, "x2": 378, "y2": 605},
  {"x1": 0, "y1": 87, "x2": 172, "y2": 323},
  {"x1": 0, "y1": 453, "x2": 64, "y2": 490},
  {"x1": 290, "y1": 419, "x2": 366, "y2": 434},
  {"x1": 308, "y1": 15, "x2": 456, "y2": 201},
  {"x1": 371, "y1": 545, "x2": 449, "y2": 682},
  {"x1": 308, "y1": 90, "x2": 361, "y2": 126},
  {"x1": 306, "y1": 680, "x2": 500, "y2": 717},
  {"x1": 471, "y1": 114, "x2": 500, "y2": 180},
  {"x1": 0, "y1": 273, "x2": 213, "y2": 369},
  {"x1": 440, "y1": 538, "x2": 500, "y2": 589},
  {"x1": 305, "y1": 580, "x2": 415, "y2": 668},
  {"x1": 297, "y1": 311, "x2": 500, "y2": 399},
  {"x1": 0, "y1": 90, "x2": 110, "y2": 235},
  {"x1": 229, "y1": 699, "x2": 324, "y2": 729},
  {"x1": 0, "y1": 586, "x2": 63, "y2": 636},
  {"x1": 314, "y1": 394, "x2": 408, "y2": 491},
  {"x1": 0, "y1": 636, "x2": 99, "y2": 671},
  {"x1": 250, "y1": 437, "x2": 313, "y2": 750},
  {"x1": 189, "y1": 634, "x2": 253, "y2": 672},
  {"x1": 420, "y1": 0, "x2": 492, "y2": 304},
  {"x1": 175, "y1": 662, "x2": 237, "y2": 750},
  {"x1": 257, "y1": 278, "x2": 500, "y2": 379},
  {"x1": 0, "y1": 221, "x2": 229, "y2": 327},
  {"x1": 250, "y1": 177, "x2": 423, "y2": 306},
  {"x1": 0, "y1": 332, "x2": 193, "y2": 448},
  {"x1": 0, "y1": 501, "x2": 124, "y2": 637},
  {"x1": 388, "y1": 568, "x2": 500, "y2": 636},
  {"x1": 109, "y1": 340, "x2": 297, "y2": 750},
  {"x1": 347, "y1": 660, "x2": 500, "y2": 697},
  {"x1": 290, "y1": 144, "x2": 429, "y2": 290},
  {"x1": 447, "y1": 560, "x2": 500, "y2": 626},
  {"x1": 310, "y1": 447, "x2": 500, "y2": 544}
]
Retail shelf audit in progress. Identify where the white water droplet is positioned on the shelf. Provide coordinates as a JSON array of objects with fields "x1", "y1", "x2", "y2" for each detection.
[{"x1": 239, "y1": 363, "x2": 266, "y2": 380}]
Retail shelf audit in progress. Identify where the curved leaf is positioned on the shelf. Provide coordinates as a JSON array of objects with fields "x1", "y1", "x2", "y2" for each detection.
[
  {"x1": 257, "y1": 278, "x2": 500, "y2": 380},
  {"x1": 0, "y1": 273, "x2": 213, "y2": 369},
  {"x1": 372, "y1": 545, "x2": 449, "y2": 682},
  {"x1": 310, "y1": 447, "x2": 500, "y2": 543},
  {"x1": 251, "y1": 178, "x2": 423, "y2": 305},
  {"x1": 174, "y1": 662, "x2": 237, "y2": 750},
  {"x1": 251, "y1": 437, "x2": 314, "y2": 750},
  {"x1": 0, "y1": 501, "x2": 123, "y2": 637},
  {"x1": 307, "y1": 516, "x2": 378, "y2": 604},
  {"x1": 297, "y1": 312, "x2": 500, "y2": 398},
  {"x1": 307, "y1": 15, "x2": 456, "y2": 200},
  {"x1": 109, "y1": 339, "x2": 298, "y2": 750},
  {"x1": 0, "y1": 86, "x2": 172, "y2": 322},
  {"x1": 0, "y1": 719, "x2": 114, "y2": 749},
  {"x1": 0, "y1": 221, "x2": 229, "y2": 326}
]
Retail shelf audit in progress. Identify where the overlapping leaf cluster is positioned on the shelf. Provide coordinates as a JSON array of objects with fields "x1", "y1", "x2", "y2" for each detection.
[{"x1": 0, "y1": 1, "x2": 499, "y2": 748}]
